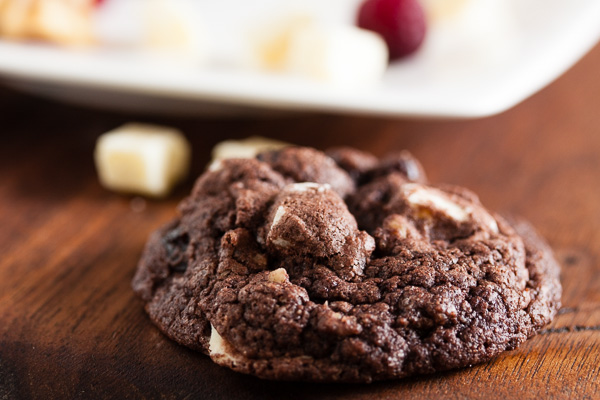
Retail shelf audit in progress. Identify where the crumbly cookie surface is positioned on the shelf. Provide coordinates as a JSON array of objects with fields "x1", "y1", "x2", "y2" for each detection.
[{"x1": 132, "y1": 146, "x2": 561, "y2": 382}]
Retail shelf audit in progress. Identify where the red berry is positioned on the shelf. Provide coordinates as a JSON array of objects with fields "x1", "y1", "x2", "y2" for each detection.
[{"x1": 357, "y1": 0, "x2": 426, "y2": 60}]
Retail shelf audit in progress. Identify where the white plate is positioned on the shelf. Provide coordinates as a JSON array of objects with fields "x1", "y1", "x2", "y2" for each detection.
[{"x1": 0, "y1": 0, "x2": 599, "y2": 118}]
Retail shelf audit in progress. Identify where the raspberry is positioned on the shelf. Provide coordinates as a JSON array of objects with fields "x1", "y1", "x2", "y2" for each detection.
[{"x1": 357, "y1": 0, "x2": 426, "y2": 60}]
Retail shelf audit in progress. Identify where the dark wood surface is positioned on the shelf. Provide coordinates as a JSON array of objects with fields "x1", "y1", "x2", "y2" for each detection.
[{"x1": 1, "y1": 42, "x2": 600, "y2": 400}]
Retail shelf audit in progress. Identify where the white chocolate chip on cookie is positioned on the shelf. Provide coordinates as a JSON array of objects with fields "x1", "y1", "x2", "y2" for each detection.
[
  {"x1": 268, "y1": 268, "x2": 289, "y2": 284},
  {"x1": 402, "y1": 183, "x2": 470, "y2": 222},
  {"x1": 210, "y1": 136, "x2": 290, "y2": 165},
  {"x1": 209, "y1": 324, "x2": 241, "y2": 366}
]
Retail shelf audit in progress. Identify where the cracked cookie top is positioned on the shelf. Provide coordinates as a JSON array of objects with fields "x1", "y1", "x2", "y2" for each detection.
[{"x1": 132, "y1": 146, "x2": 561, "y2": 382}]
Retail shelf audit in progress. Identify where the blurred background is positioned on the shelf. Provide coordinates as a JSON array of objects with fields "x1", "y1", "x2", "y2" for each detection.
[{"x1": 1, "y1": 0, "x2": 600, "y2": 398}]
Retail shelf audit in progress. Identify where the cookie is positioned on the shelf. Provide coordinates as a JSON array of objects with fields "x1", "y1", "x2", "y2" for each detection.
[{"x1": 132, "y1": 146, "x2": 561, "y2": 383}]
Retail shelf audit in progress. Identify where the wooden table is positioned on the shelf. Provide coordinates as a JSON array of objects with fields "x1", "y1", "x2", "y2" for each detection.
[{"x1": 1, "y1": 42, "x2": 600, "y2": 399}]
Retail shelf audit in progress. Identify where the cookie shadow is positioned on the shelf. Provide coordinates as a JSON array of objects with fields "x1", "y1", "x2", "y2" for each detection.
[{"x1": 195, "y1": 359, "x2": 455, "y2": 400}]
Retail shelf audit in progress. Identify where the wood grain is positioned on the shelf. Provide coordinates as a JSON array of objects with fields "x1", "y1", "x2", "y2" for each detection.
[{"x1": 1, "y1": 43, "x2": 600, "y2": 399}]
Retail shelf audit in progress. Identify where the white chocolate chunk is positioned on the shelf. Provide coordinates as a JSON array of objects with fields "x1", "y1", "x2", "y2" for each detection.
[
  {"x1": 271, "y1": 238, "x2": 291, "y2": 249},
  {"x1": 287, "y1": 182, "x2": 330, "y2": 193},
  {"x1": 142, "y1": 0, "x2": 206, "y2": 62},
  {"x1": 94, "y1": 123, "x2": 191, "y2": 197},
  {"x1": 249, "y1": 15, "x2": 388, "y2": 87},
  {"x1": 402, "y1": 183, "x2": 470, "y2": 222},
  {"x1": 210, "y1": 136, "x2": 291, "y2": 165},
  {"x1": 207, "y1": 159, "x2": 223, "y2": 172},
  {"x1": 284, "y1": 24, "x2": 388, "y2": 86},
  {"x1": 270, "y1": 205, "x2": 287, "y2": 230},
  {"x1": 249, "y1": 14, "x2": 313, "y2": 72},
  {"x1": 386, "y1": 215, "x2": 409, "y2": 239},
  {"x1": 483, "y1": 213, "x2": 499, "y2": 233},
  {"x1": 209, "y1": 324, "x2": 240, "y2": 366},
  {"x1": 268, "y1": 268, "x2": 288, "y2": 284}
]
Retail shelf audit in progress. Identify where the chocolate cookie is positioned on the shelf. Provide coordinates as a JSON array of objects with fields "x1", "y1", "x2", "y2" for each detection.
[{"x1": 132, "y1": 146, "x2": 561, "y2": 383}]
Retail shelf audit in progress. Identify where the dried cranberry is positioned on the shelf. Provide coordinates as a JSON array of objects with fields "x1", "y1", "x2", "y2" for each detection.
[{"x1": 357, "y1": 0, "x2": 427, "y2": 60}]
